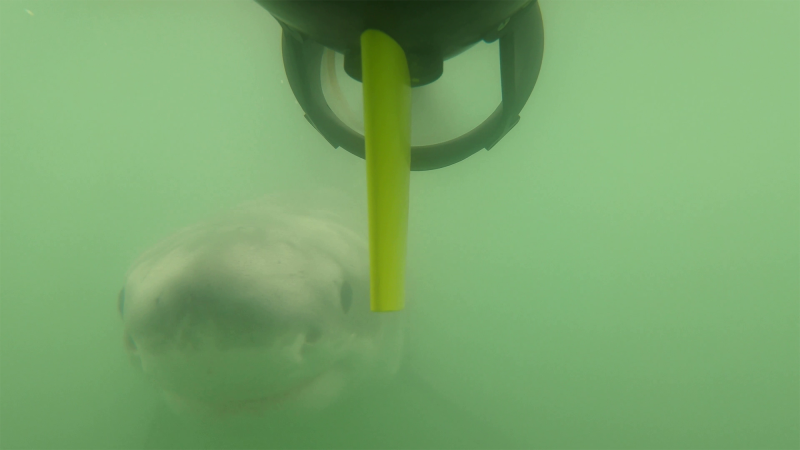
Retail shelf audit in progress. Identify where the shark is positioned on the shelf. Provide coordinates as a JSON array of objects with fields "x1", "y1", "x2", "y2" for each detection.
[
  {"x1": 118, "y1": 191, "x2": 403, "y2": 419},
  {"x1": 119, "y1": 190, "x2": 513, "y2": 449}
]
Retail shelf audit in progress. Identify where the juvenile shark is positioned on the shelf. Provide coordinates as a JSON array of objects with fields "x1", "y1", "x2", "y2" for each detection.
[{"x1": 118, "y1": 191, "x2": 404, "y2": 418}]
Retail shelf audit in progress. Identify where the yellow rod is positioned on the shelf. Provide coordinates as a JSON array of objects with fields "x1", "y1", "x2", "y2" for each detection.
[{"x1": 360, "y1": 29, "x2": 411, "y2": 312}]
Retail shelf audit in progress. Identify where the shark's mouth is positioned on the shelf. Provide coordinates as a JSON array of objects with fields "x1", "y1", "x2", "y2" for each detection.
[
  {"x1": 129, "y1": 310, "x2": 356, "y2": 417},
  {"x1": 163, "y1": 372, "x2": 327, "y2": 417}
]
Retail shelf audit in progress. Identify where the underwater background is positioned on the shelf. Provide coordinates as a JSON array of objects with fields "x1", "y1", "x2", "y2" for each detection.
[{"x1": 1, "y1": 0, "x2": 798, "y2": 448}]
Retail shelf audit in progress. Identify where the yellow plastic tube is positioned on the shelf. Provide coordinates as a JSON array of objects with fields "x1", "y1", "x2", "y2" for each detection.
[{"x1": 360, "y1": 29, "x2": 411, "y2": 312}]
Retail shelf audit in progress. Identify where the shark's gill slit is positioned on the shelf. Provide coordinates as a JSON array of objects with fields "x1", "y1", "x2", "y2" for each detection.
[
  {"x1": 124, "y1": 334, "x2": 137, "y2": 352},
  {"x1": 340, "y1": 281, "x2": 353, "y2": 313}
]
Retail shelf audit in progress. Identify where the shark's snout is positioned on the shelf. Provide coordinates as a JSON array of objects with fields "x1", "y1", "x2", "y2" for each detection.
[{"x1": 122, "y1": 239, "x2": 340, "y2": 349}]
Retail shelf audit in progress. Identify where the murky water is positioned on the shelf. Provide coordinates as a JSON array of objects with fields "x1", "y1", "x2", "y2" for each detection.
[{"x1": 1, "y1": 1, "x2": 798, "y2": 448}]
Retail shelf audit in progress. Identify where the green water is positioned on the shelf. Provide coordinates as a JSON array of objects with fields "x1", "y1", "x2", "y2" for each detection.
[{"x1": 1, "y1": 1, "x2": 798, "y2": 448}]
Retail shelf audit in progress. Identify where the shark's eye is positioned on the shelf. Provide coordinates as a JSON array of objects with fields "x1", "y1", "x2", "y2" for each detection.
[
  {"x1": 118, "y1": 288, "x2": 125, "y2": 317},
  {"x1": 340, "y1": 281, "x2": 353, "y2": 314}
]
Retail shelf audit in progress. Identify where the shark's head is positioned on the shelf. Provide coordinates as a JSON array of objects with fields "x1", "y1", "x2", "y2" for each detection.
[{"x1": 119, "y1": 193, "x2": 403, "y2": 418}]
